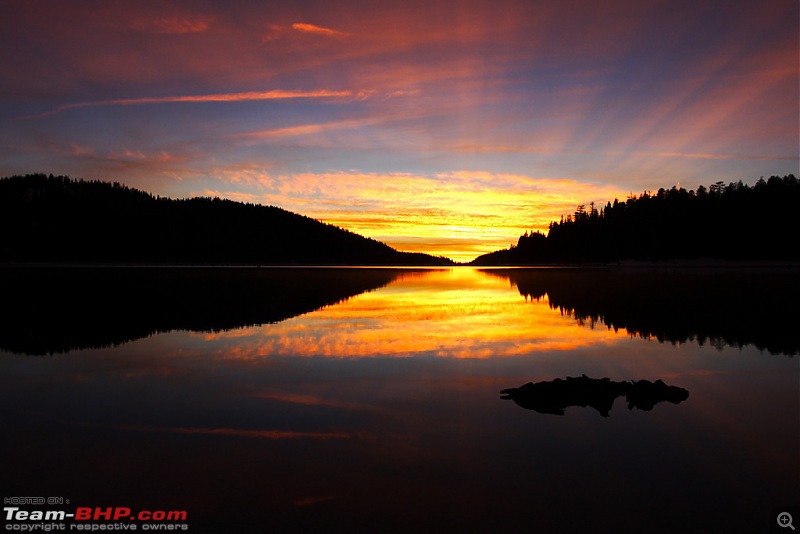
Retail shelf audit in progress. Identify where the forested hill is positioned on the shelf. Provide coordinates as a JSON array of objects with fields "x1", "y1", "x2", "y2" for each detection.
[
  {"x1": 0, "y1": 174, "x2": 453, "y2": 265},
  {"x1": 472, "y1": 175, "x2": 800, "y2": 265}
]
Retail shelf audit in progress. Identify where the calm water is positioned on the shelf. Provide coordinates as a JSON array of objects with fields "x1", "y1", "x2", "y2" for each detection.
[{"x1": 1, "y1": 267, "x2": 798, "y2": 533}]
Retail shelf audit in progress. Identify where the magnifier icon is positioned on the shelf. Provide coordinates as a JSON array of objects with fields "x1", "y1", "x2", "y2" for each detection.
[{"x1": 778, "y1": 512, "x2": 795, "y2": 530}]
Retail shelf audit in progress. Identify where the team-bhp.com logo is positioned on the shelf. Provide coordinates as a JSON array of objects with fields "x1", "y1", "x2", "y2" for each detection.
[{"x1": 4, "y1": 505, "x2": 189, "y2": 531}]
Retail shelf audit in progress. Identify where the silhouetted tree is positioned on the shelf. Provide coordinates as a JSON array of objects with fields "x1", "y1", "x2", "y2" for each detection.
[{"x1": 472, "y1": 175, "x2": 800, "y2": 265}]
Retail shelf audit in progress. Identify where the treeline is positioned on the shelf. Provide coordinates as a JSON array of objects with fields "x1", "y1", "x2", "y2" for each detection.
[
  {"x1": 473, "y1": 175, "x2": 800, "y2": 264},
  {"x1": 0, "y1": 174, "x2": 453, "y2": 265}
]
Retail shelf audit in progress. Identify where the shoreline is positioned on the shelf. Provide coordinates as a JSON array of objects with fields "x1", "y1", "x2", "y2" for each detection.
[{"x1": 2, "y1": 259, "x2": 798, "y2": 270}]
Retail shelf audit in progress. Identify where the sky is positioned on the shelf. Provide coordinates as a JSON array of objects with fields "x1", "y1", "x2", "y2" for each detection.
[{"x1": 1, "y1": 0, "x2": 797, "y2": 262}]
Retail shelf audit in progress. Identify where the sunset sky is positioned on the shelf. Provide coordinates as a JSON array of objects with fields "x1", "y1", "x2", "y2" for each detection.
[{"x1": 1, "y1": 0, "x2": 797, "y2": 262}]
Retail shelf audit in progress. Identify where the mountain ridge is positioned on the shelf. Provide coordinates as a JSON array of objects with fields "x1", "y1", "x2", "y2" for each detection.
[{"x1": 0, "y1": 173, "x2": 453, "y2": 266}]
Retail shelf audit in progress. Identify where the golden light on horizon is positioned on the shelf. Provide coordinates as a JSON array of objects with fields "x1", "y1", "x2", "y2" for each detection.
[{"x1": 200, "y1": 169, "x2": 631, "y2": 262}]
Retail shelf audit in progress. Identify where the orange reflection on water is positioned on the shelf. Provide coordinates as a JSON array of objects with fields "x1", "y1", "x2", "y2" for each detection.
[{"x1": 200, "y1": 268, "x2": 629, "y2": 359}]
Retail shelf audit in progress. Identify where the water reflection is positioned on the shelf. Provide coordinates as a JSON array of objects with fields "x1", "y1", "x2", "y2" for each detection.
[
  {"x1": 6, "y1": 266, "x2": 799, "y2": 358},
  {"x1": 191, "y1": 268, "x2": 625, "y2": 359},
  {"x1": 0, "y1": 267, "x2": 797, "y2": 532},
  {"x1": 485, "y1": 267, "x2": 800, "y2": 355},
  {"x1": 501, "y1": 375, "x2": 690, "y2": 416},
  {"x1": 0, "y1": 267, "x2": 411, "y2": 355},
  {"x1": 2, "y1": 266, "x2": 634, "y2": 358}
]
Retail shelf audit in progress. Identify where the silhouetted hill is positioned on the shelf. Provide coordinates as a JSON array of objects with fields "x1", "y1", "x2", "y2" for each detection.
[
  {"x1": 0, "y1": 174, "x2": 453, "y2": 265},
  {"x1": 472, "y1": 175, "x2": 800, "y2": 265}
]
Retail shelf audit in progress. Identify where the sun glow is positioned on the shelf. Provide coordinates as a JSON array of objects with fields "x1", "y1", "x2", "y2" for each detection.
[{"x1": 200, "y1": 169, "x2": 630, "y2": 262}]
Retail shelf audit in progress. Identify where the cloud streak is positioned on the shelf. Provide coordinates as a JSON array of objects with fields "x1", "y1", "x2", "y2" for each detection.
[
  {"x1": 117, "y1": 424, "x2": 352, "y2": 440},
  {"x1": 130, "y1": 15, "x2": 214, "y2": 34},
  {"x1": 28, "y1": 89, "x2": 356, "y2": 119},
  {"x1": 292, "y1": 22, "x2": 349, "y2": 37}
]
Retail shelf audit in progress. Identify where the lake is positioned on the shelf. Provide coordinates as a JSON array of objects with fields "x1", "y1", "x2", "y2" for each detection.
[{"x1": 1, "y1": 266, "x2": 798, "y2": 533}]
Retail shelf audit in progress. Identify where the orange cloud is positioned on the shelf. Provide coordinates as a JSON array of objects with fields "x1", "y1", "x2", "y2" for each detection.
[
  {"x1": 292, "y1": 22, "x2": 349, "y2": 37},
  {"x1": 262, "y1": 22, "x2": 351, "y2": 42}
]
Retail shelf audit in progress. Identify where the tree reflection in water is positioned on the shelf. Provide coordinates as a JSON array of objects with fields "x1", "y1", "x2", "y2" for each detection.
[{"x1": 485, "y1": 267, "x2": 800, "y2": 356}]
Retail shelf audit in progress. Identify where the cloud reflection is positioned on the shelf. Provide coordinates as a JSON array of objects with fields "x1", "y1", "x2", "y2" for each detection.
[
  {"x1": 201, "y1": 268, "x2": 627, "y2": 359},
  {"x1": 135, "y1": 425, "x2": 353, "y2": 440}
]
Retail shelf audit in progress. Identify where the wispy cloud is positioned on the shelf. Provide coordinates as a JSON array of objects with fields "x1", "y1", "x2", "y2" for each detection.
[
  {"x1": 624, "y1": 151, "x2": 799, "y2": 162},
  {"x1": 235, "y1": 118, "x2": 381, "y2": 142},
  {"x1": 130, "y1": 15, "x2": 214, "y2": 34},
  {"x1": 28, "y1": 90, "x2": 355, "y2": 119},
  {"x1": 292, "y1": 22, "x2": 349, "y2": 37},
  {"x1": 254, "y1": 392, "x2": 378, "y2": 412},
  {"x1": 61, "y1": 144, "x2": 180, "y2": 168},
  {"x1": 262, "y1": 22, "x2": 351, "y2": 42}
]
